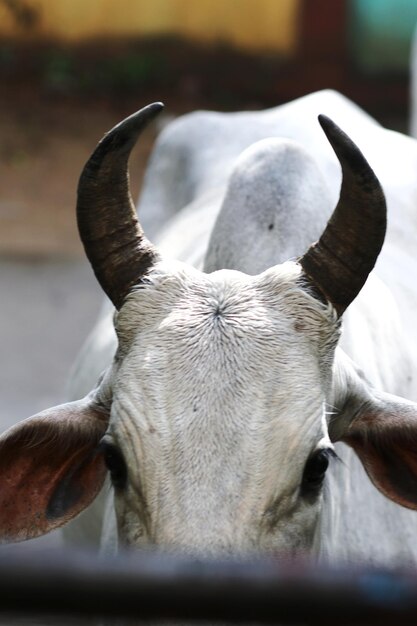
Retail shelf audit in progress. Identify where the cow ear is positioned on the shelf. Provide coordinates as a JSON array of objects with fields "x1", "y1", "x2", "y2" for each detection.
[
  {"x1": 329, "y1": 351, "x2": 417, "y2": 510},
  {"x1": 0, "y1": 398, "x2": 109, "y2": 542}
]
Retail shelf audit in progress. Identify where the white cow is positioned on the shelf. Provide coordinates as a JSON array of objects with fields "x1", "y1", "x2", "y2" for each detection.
[{"x1": 1, "y1": 90, "x2": 417, "y2": 567}]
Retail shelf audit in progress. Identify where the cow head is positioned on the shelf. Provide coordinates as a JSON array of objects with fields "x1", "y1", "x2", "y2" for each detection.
[{"x1": 2, "y1": 104, "x2": 417, "y2": 556}]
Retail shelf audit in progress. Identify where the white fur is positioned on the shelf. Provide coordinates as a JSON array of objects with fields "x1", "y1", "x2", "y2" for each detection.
[
  {"x1": 98, "y1": 260, "x2": 337, "y2": 555},
  {"x1": 66, "y1": 90, "x2": 417, "y2": 564}
]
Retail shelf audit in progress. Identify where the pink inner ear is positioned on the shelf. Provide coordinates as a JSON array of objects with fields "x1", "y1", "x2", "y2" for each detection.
[
  {"x1": 0, "y1": 400, "x2": 108, "y2": 542},
  {"x1": 345, "y1": 427, "x2": 417, "y2": 511}
]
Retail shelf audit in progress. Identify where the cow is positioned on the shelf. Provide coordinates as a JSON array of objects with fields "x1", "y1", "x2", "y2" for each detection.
[{"x1": 1, "y1": 89, "x2": 417, "y2": 566}]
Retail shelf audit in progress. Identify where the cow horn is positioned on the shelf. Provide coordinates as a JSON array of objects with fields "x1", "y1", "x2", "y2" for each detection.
[
  {"x1": 300, "y1": 115, "x2": 387, "y2": 316},
  {"x1": 77, "y1": 102, "x2": 163, "y2": 309}
]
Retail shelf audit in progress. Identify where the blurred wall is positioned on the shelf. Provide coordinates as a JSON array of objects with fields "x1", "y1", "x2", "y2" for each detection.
[
  {"x1": 350, "y1": 0, "x2": 417, "y2": 73},
  {"x1": 0, "y1": 0, "x2": 301, "y2": 54}
]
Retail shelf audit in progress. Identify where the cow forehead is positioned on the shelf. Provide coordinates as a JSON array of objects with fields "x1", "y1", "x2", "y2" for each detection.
[
  {"x1": 108, "y1": 260, "x2": 335, "y2": 523},
  {"x1": 117, "y1": 259, "x2": 334, "y2": 339},
  {"x1": 112, "y1": 259, "x2": 337, "y2": 423},
  {"x1": 114, "y1": 260, "x2": 338, "y2": 394}
]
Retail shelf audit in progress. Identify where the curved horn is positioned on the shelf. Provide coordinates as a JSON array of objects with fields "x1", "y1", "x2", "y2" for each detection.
[
  {"x1": 300, "y1": 115, "x2": 387, "y2": 316},
  {"x1": 77, "y1": 102, "x2": 163, "y2": 309}
]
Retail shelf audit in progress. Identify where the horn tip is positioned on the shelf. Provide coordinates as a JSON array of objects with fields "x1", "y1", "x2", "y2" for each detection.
[
  {"x1": 147, "y1": 101, "x2": 165, "y2": 115},
  {"x1": 92, "y1": 102, "x2": 165, "y2": 157},
  {"x1": 317, "y1": 113, "x2": 338, "y2": 137},
  {"x1": 121, "y1": 101, "x2": 164, "y2": 129}
]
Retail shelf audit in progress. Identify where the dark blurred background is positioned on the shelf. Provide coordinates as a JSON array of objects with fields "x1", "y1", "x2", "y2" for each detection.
[
  {"x1": 1, "y1": 0, "x2": 417, "y2": 434},
  {"x1": 1, "y1": 0, "x2": 417, "y2": 256}
]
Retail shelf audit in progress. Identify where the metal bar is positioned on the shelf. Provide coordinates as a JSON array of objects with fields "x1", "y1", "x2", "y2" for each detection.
[{"x1": 0, "y1": 547, "x2": 416, "y2": 624}]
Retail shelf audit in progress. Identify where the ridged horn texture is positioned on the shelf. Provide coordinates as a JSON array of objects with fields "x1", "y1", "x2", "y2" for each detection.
[
  {"x1": 77, "y1": 102, "x2": 164, "y2": 309},
  {"x1": 300, "y1": 114, "x2": 387, "y2": 316}
]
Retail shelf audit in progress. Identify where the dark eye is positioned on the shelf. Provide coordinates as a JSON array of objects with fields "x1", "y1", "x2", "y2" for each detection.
[
  {"x1": 100, "y1": 440, "x2": 127, "y2": 490},
  {"x1": 301, "y1": 449, "x2": 332, "y2": 497}
]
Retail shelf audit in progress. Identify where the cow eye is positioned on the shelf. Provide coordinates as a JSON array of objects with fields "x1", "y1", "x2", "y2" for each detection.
[
  {"x1": 100, "y1": 440, "x2": 127, "y2": 490},
  {"x1": 301, "y1": 449, "x2": 332, "y2": 496}
]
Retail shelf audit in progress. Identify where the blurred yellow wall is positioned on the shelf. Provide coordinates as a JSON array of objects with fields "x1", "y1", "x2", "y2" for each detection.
[{"x1": 0, "y1": 0, "x2": 301, "y2": 54}]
